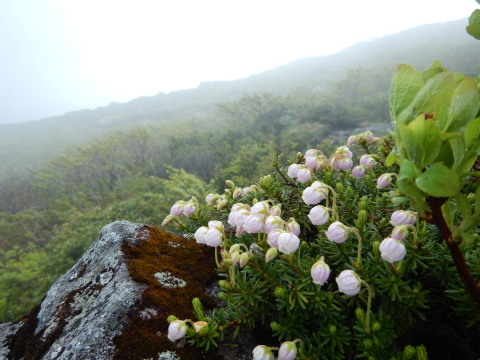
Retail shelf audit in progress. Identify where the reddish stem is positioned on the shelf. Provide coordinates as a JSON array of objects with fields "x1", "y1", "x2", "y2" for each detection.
[{"x1": 427, "y1": 197, "x2": 480, "y2": 309}]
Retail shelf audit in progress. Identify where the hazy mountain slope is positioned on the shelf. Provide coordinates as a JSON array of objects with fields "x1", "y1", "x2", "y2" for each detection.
[{"x1": 1, "y1": 18, "x2": 479, "y2": 180}]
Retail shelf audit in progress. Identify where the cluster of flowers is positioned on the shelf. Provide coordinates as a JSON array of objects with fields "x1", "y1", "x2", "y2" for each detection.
[{"x1": 164, "y1": 131, "x2": 420, "y2": 358}]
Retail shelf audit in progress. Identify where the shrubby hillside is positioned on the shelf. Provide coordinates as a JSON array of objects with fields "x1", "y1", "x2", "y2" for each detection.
[{"x1": 0, "y1": 18, "x2": 479, "y2": 325}]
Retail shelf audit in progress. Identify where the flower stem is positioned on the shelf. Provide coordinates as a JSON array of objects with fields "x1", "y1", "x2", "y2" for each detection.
[
  {"x1": 349, "y1": 227, "x2": 363, "y2": 268},
  {"x1": 361, "y1": 280, "x2": 373, "y2": 334}
]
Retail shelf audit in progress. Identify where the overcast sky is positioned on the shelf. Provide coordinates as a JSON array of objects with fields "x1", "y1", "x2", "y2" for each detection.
[{"x1": 0, "y1": 0, "x2": 477, "y2": 124}]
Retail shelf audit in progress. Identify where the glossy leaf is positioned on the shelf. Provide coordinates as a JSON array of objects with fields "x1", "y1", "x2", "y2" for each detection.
[
  {"x1": 444, "y1": 78, "x2": 480, "y2": 131},
  {"x1": 465, "y1": 117, "x2": 480, "y2": 151},
  {"x1": 415, "y1": 164, "x2": 460, "y2": 197},
  {"x1": 389, "y1": 64, "x2": 423, "y2": 124}
]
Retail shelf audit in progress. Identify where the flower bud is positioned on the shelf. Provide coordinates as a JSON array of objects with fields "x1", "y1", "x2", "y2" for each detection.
[
  {"x1": 278, "y1": 341, "x2": 297, "y2": 360},
  {"x1": 310, "y1": 258, "x2": 330, "y2": 285},
  {"x1": 216, "y1": 199, "x2": 228, "y2": 210},
  {"x1": 161, "y1": 215, "x2": 175, "y2": 227},
  {"x1": 336, "y1": 269, "x2": 361, "y2": 296},
  {"x1": 286, "y1": 218, "x2": 301, "y2": 236},
  {"x1": 347, "y1": 135, "x2": 357, "y2": 146},
  {"x1": 274, "y1": 287, "x2": 288, "y2": 299},
  {"x1": 223, "y1": 259, "x2": 234, "y2": 267},
  {"x1": 232, "y1": 188, "x2": 242, "y2": 199},
  {"x1": 403, "y1": 345, "x2": 416, "y2": 360},
  {"x1": 391, "y1": 224, "x2": 409, "y2": 241},
  {"x1": 373, "y1": 240, "x2": 381, "y2": 257},
  {"x1": 167, "y1": 320, "x2": 187, "y2": 341},
  {"x1": 336, "y1": 145, "x2": 353, "y2": 158},
  {"x1": 265, "y1": 247, "x2": 278, "y2": 263},
  {"x1": 230, "y1": 251, "x2": 241, "y2": 265},
  {"x1": 326, "y1": 221, "x2": 348, "y2": 243},
  {"x1": 259, "y1": 175, "x2": 274, "y2": 189},
  {"x1": 308, "y1": 205, "x2": 329, "y2": 225},
  {"x1": 229, "y1": 244, "x2": 241, "y2": 254},
  {"x1": 277, "y1": 232, "x2": 300, "y2": 254},
  {"x1": 416, "y1": 345, "x2": 428, "y2": 360},
  {"x1": 218, "y1": 280, "x2": 234, "y2": 291},
  {"x1": 194, "y1": 226, "x2": 208, "y2": 244},
  {"x1": 239, "y1": 252, "x2": 250, "y2": 268},
  {"x1": 170, "y1": 201, "x2": 185, "y2": 216},
  {"x1": 225, "y1": 180, "x2": 234, "y2": 187},
  {"x1": 355, "y1": 307, "x2": 365, "y2": 323},
  {"x1": 193, "y1": 321, "x2": 208, "y2": 333},
  {"x1": 252, "y1": 345, "x2": 274, "y2": 360},
  {"x1": 329, "y1": 325, "x2": 337, "y2": 335},
  {"x1": 351, "y1": 165, "x2": 366, "y2": 179},
  {"x1": 379, "y1": 237, "x2": 407, "y2": 263},
  {"x1": 205, "y1": 193, "x2": 218, "y2": 206},
  {"x1": 372, "y1": 322, "x2": 381, "y2": 332},
  {"x1": 356, "y1": 210, "x2": 368, "y2": 228},
  {"x1": 376, "y1": 173, "x2": 392, "y2": 189},
  {"x1": 390, "y1": 210, "x2": 417, "y2": 226},
  {"x1": 270, "y1": 321, "x2": 282, "y2": 332},
  {"x1": 269, "y1": 204, "x2": 282, "y2": 216}
]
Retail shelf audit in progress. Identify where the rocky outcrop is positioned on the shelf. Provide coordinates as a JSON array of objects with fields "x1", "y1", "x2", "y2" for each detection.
[{"x1": 0, "y1": 221, "x2": 254, "y2": 360}]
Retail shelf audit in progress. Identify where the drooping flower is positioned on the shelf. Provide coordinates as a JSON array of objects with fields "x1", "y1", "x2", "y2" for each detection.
[
  {"x1": 251, "y1": 201, "x2": 270, "y2": 219},
  {"x1": 351, "y1": 165, "x2": 366, "y2": 179},
  {"x1": 286, "y1": 218, "x2": 301, "y2": 236},
  {"x1": 302, "y1": 186, "x2": 326, "y2": 205},
  {"x1": 182, "y1": 201, "x2": 196, "y2": 216},
  {"x1": 278, "y1": 341, "x2": 297, "y2": 360},
  {"x1": 267, "y1": 228, "x2": 285, "y2": 248},
  {"x1": 252, "y1": 345, "x2": 274, "y2": 360},
  {"x1": 336, "y1": 270, "x2": 361, "y2": 296},
  {"x1": 326, "y1": 221, "x2": 348, "y2": 243},
  {"x1": 391, "y1": 224, "x2": 409, "y2": 241},
  {"x1": 264, "y1": 215, "x2": 284, "y2": 233},
  {"x1": 244, "y1": 214, "x2": 265, "y2": 234},
  {"x1": 359, "y1": 154, "x2": 376, "y2": 168},
  {"x1": 296, "y1": 165, "x2": 313, "y2": 183},
  {"x1": 277, "y1": 232, "x2": 300, "y2": 254},
  {"x1": 167, "y1": 320, "x2": 187, "y2": 341},
  {"x1": 269, "y1": 204, "x2": 282, "y2": 216},
  {"x1": 379, "y1": 237, "x2": 407, "y2": 263},
  {"x1": 287, "y1": 163, "x2": 300, "y2": 179},
  {"x1": 205, "y1": 193, "x2": 218, "y2": 206},
  {"x1": 194, "y1": 226, "x2": 208, "y2": 244},
  {"x1": 170, "y1": 201, "x2": 185, "y2": 216},
  {"x1": 205, "y1": 228, "x2": 223, "y2": 247},
  {"x1": 311, "y1": 258, "x2": 330, "y2": 285},
  {"x1": 390, "y1": 210, "x2": 417, "y2": 226},
  {"x1": 239, "y1": 252, "x2": 250, "y2": 268},
  {"x1": 308, "y1": 205, "x2": 329, "y2": 225},
  {"x1": 376, "y1": 173, "x2": 393, "y2": 189}
]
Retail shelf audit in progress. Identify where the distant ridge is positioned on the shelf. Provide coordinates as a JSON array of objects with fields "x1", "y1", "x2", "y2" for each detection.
[{"x1": 0, "y1": 18, "x2": 478, "y2": 180}]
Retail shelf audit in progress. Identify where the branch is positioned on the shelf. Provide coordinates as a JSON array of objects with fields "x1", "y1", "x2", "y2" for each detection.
[{"x1": 427, "y1": 197, "x2": 480, "y2": 309}]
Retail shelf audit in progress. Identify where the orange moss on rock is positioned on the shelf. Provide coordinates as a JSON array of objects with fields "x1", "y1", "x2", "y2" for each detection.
[{"x1": 113, "y1": 225, "x2": 221, "y2": 360}]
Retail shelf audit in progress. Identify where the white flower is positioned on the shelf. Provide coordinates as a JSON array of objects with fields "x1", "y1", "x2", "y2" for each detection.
[
  {"x1": 264, "y1": 215, "x2": 284, "y2": 233},
  {"x1": 208, "y1": 220, "x2": 224, "y2": 232},
  {"x1": 296, "y1": 165, "x2": 312, "y2": 183},
  {"x1": 336, "y1": 269, "x2": 361, "y2": 296},
  {"x1": 286, "y1": 218, "x2": 300, "y2": 236},
  {"x1": 376, "y1": 173, "x2": 392, "y2": 189},
  {"x1": 379, "y1": 238, "x2": 407, "y2": 263},
  {"x1": 269, "y1": 204, "x2": 282, "y2": 216},
  {"x1": 182, "y1": 202, "x2": 196, "y2": 216},
  {"x1": 205, "y1": 228, "x2": 223, "y2": 247},
  {"x1": 308, "y1": 205, "x2": 329, "y2": 225},
  {"x1": 302, "y1": 186, "x2": 327, "y2": 205},
  {"x1": 311, "y1": 258, "x2": 330, "y2": 285},
  {"x1": 326, "y1": 221, "x2": 348, "y2": 243},
  {"x1": 244, "y1": 214, "x2": 265, "y2": 234},
  {"x1": 390, "y1": 210, "x2": 417, "y2": 226},
  {"x1": 251, "y1": 201, "x2": 270, "y2": 220},
  {"x1": 359, "y1": 154, "x2": 376, "y2": 168},
  {"x1": 287, "y1": 163, "x2": 300, "y2": 179},
  {"x1": 277, "y1": 232, "x2": 300, "y2": 254},
  {"x1": 278, "y1": 341, "x2": 297, "y2": 360},
  {"x1": 351, "y1": 165, "x2": 366, "y2": 179},
  {"x1": 205, "y1": 193, "x2": 218, "y2": 206},
  {"x1": 194, "y1": 226, "x2": 208, "y2": 244},
  {"x1": 170, "y1": 201, "x2": 185, "y2": 216},
  {"x1": 267, "y1": 228, "x2": 285, "y2": 248},
  {"x1": 335, "y1": 145, "x2": 353, "y2": 158},
  {"x1": 252, "y1": 345, "x2": 274, "y2": 360},
  {"x1": 167, "y1": 320, "x2": 187, "y2": 341}
]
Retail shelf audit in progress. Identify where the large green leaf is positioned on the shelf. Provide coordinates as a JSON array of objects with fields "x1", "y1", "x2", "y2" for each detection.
[
  {"x1": 444, "y1": 78, "x2": 480, "y2": 131},
  {"x1": 467, "y1": 10, "x2": 480, "y2": 40},
  {"x1": 465, "y1": 117, "x2": 480, "y2": 151},
  {"x1": 407, "y1": 116, "x2": 442, "y2": 166},
  {"x1": 397, "y1": 160, "x2": 425, "y2": 198},
  {"x1": 405, "y1": 72, "x2": 456, "y2": 126},
  {"x1": 415, "y1": 164, "x2": 460, "y2": 197},
  {"x1": 389, "y1": 64, "x2": 424, "y2": 124}
]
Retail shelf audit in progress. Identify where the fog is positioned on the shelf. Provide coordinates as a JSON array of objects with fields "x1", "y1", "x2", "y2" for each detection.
[{"x1": 0, "y1": 0, "x2": 476, "y2": 124}]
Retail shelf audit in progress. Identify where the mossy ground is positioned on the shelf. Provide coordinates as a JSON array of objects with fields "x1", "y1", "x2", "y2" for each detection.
[{"x1": 113, "y1": 226, "x2": 221, "y2": 360}]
